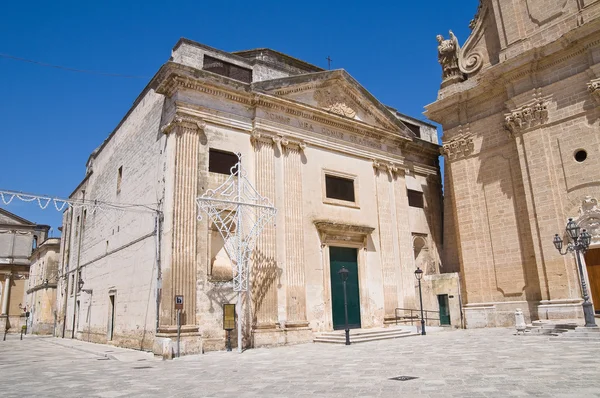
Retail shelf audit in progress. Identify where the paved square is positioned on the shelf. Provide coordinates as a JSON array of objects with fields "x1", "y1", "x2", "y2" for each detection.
[{"x1": 1, "y1": 328, "x2": 599, "y2": 397}]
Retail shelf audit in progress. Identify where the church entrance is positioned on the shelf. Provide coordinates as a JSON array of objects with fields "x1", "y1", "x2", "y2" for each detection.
[
  {"x1": 585, "y1": 248, "x2": 600, "y2": 314},
  {"x1": 329, "y1": 247, "x2": 361, "y2": 330}
]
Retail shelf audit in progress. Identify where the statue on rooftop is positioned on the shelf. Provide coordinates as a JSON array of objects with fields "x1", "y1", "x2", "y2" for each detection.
[{"x1": 437, "y1": 31, "x2": 464, "y2": 85}]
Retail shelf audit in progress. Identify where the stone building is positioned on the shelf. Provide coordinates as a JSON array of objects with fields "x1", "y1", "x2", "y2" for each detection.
[
  {"x1": 56, "y1": 39, "x2": 450, "y2": 355},
  {"x1": 425, "y1": 0, "x2": 600, "y2": 327},
  {"x1": 0, "y1": 208, "x2": 50, "y2": 333},
  {"x1": 26, "y1": 237, "x2": 60, "y2": 335}
]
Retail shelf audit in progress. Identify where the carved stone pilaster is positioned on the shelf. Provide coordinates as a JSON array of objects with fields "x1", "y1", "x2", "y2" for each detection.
[
  {"x1": 283, "y1": 143, "x2": 307, "y2": 327},
  {"x1": 252, "y1": 135, "x2": 278, "y2": 329},
  {"x1": 505, "y1": 99, "x2": 549, "y2": 137},
  {"x1": 587, "y1": 79, "x2": 600, "y2": 105},
  {"x1": 441, "y1": 130, "x2": 474, "y2": 161},
  {"x1": 163, "y1": 114, "x2": 204, "y2": 330}
]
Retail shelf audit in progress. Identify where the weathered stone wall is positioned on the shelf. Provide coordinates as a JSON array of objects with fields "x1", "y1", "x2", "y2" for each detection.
[
  {"x1": 427, "y1": 0, "x2": 600, "y2": 327},
  {"x1": 60, "y1": 89, "x2": 167, "y2": 349}
]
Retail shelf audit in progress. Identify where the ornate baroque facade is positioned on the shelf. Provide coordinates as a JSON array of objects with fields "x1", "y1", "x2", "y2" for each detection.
[
  {"x1": 426, "y1": 0, "x2": 600, "y2": 326},
  {"x1": 56, "y1": 40, "x2": 448, "y2": 355}
]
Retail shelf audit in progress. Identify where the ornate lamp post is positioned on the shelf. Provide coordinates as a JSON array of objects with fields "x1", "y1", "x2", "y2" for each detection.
[
  {"x1": 338, "y1": 266, "x2": 351, "y2": 345},
  {"x1": 553, "y1": 218, "x2": 597, "y2": 327},
  {"x1": 414, "y1": 267, "x2": 426, "y2": 335}
]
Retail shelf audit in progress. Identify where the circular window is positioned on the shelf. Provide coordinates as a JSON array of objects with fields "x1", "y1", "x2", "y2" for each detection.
[{"x1": 574, "y1": 150, "x2": 587, "y2": 163}]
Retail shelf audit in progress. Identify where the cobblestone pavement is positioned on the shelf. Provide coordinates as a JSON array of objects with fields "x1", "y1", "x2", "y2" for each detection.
[{"x1": 1, "y1": 328, "x2": 600, "y2": 397}]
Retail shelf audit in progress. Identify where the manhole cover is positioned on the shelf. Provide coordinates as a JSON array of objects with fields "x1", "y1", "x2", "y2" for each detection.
[
  {"x1": 389, "y1": 376, "x2": 418, "y2": 381},
  {"x1": 132, "y1": 366, "x2": 153, "y2": 370}
]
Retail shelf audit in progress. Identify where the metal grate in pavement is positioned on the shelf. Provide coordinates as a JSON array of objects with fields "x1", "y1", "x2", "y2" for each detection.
[{"x1": 389, "y1": 376, "x2": 418, "y2": 381}]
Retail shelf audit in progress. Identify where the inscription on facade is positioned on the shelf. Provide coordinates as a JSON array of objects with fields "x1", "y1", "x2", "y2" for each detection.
[
  {"x1": 266, "y1": 112, "x2": 291, "y2": 125},
  {"x1": 298, "y1": 120, "x2": 314, "y2": 131},
  {"x1": 321, "y1": 127, "x2": 344, "y2": 140}
]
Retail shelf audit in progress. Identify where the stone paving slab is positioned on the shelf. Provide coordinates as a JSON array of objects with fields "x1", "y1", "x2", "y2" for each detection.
[{"x1": 1, "y1": 328, "x2": 600, "y2": 397}]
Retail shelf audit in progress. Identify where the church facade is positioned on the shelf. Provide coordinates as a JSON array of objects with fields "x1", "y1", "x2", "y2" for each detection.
[
  {"x1": 56, "y1": 39, "x2": 446, "y2": 354},
  {"x1": 426, "y1": 0, "x2": 600, "y2": 327}
]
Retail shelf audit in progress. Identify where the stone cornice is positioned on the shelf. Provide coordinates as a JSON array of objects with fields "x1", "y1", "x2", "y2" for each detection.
[{"x1": 504, "y1": 98, "x2": 549, "y2": 137}]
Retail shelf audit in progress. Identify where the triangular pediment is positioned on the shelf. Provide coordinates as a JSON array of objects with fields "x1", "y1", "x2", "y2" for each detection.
[
  {"x1": 253, "y1": 70, "x2": 414, "y2": 137},
  {"x1": 0, "y1": 208, "x2": 35, "y2": 226}
]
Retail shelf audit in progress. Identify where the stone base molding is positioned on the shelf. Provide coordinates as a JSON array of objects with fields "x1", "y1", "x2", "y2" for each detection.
[
  {"x1": 537, "y1": 299, "x2": 585, "y2": 321},
  {"x1": 154, "y1": 331, "x2": 203, "y2": 357},
  {"x1": 251, "y1": 326, "x2": 313, "y2": 348}
]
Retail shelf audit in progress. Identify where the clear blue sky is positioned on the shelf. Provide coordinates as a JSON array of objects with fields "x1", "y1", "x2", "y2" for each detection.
[{"x1": 0, "y1": 0, "x2": 478, "y2": 233}]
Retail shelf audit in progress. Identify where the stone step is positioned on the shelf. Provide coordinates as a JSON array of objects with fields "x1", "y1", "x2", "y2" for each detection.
[
  {"x1": 549, "y1": 336, "x2": 600, "y2": 342},
  {"x1": 317, "y1": 327, "x2": 412, "y2": 338},
  {"x1": 314, "y1": 330, "x2": 418, "y2": 344}
]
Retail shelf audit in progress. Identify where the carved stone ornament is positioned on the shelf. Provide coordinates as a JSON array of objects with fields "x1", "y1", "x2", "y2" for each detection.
[
  {"x1": 437, "y1": 31, "x2": 463, "y2": 84},
  {"x1": 324, "y1": 102, "x2": 357, "y2": 118},
  {"x1": 372, "y1": 159, "x2": 400, "y2": 177},
  {"x1": 160, "y1": 114, "x2": 205, "y2": 134},
  {"x1": 441, "y1": 132, "x2": 474, "y2": 160},
  {"x1": 576, "y1": 196, "x2": 600, "y2": 246},
  {"x1": 587, "y1": 78, "x2": 600, "y2": 104},
  {"x1": 505, "y1": 99, "x2": 549, "y2": 137},
  {"x1": 314, "y1": 88, "x2": 357, "y2": 119}
]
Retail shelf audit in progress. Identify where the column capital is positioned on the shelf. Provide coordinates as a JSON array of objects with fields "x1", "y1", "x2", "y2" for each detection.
[
  {"x1": 504, "y1": 98, "x2": 549, "y2": 138},
  {"x1": 372, "y1": 159, "x2": 401, "y2": 177},
  {"x1": 160, "y1": 114, "x2": 206, "y2": 135},
  {"x1": 441, "y1": 128, "x2": 474, "y2": 161}
]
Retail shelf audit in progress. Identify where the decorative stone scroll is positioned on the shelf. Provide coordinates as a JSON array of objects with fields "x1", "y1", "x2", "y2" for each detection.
[
  {"x1": 505, "y1": 99, "x2": 549, "y2": 137},
  {"x1": 577, "y1": 196, "x2": 600, "y2": 247},
  {"x1": 441, "y1": 132, "x2": 474, "y2": 160}
]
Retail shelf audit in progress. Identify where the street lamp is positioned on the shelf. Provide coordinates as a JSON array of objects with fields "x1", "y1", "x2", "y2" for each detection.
[
  {"x1": 414, "y1": 267, "x2": 426, "y2": 335},
  {"x1": 553, "y1": 218, "x2": 597, "y2": 327},
  {"x1": 338, "y1": 266, "x2": 351, "y2": 345}
]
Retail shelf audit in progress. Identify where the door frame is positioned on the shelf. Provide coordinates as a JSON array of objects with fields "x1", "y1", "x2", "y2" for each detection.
[
  {"x1": 107, "y1": 292, "x2": 116, "y2": 341},
  {"x1": 583, "y1": 246, "x2": 600, "y2": 314},
  {"x1": 315, "y1": 222, "x2": 374, "y2": 332}
]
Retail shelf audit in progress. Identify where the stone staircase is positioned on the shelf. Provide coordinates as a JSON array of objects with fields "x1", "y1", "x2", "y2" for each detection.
[
  {"x1": 525, "y1": 320, "x2": 579, "y2": 336},
  {"x1": 314, "y1": 327, "x2": 418, "y2": 344},
  {"x1": 550, "y1": 326, "x2": 600, "y2": 342}
]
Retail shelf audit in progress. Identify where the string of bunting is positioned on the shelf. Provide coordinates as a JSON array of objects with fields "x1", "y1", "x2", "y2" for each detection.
[{"x1": 0, "y1": 189, "x2": 159, "y2": 214}]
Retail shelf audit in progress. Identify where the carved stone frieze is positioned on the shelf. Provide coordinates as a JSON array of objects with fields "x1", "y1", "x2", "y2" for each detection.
[
  {"x1": 505, "y1": 99, "x2": 549, "y2": 137},
  {"x1": 441, "y1": 131, "x2": 474, "y2": 160}
]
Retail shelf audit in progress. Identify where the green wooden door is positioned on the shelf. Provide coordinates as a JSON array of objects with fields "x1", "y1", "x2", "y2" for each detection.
[
  {"x1": 329, "y1": 247, "x2": 361, "y2": 330},
  {"x1": 437, "y1": 294, "x2": 451, "y2": 325}
]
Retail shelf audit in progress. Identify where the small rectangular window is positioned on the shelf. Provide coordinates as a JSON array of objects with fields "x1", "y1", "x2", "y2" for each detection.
[
  {"x1": 209, "y1": 149, "x2": 239, "y2": 175},
  {"x1": 404, "y1": 121, "x2": 421, "y2": 138},
  {"x1": 203, "y1": 55, "x2": 252, "y2": 83},
  {"x1": 407, "y1": 189, "x2": 424, "y2": 208},
  {"x1": 70, "y1": 274, "x2": 74, "y2": 295},
  {"x1": 325, "y1": 175, "x2": 355, "y2": 202},
  {"x1": 117, "y1": 166, "x2": 123, "y2": 194}
]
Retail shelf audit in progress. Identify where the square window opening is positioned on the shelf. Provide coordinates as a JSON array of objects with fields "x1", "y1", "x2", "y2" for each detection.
[
  {"x1": 325, "y1": 175, "x2": 355, "y2": 202},
  {"x1": 209, "y1": 149, "x2": 239, "y2": 175},
  {"x1": 407, "y1": 190, "x2": 424, "y2": 208}
]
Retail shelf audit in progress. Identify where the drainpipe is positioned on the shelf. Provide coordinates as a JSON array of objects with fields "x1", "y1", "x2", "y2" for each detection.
[{"x1": 71, "y1": 190, "x2": 86, "y2": 338}]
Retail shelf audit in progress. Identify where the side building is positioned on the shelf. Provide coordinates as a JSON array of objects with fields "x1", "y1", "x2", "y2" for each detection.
[
  {"x1": 426, "y1": 0, "x2": 600, "y2": 326},
  {"x1": 56, "y1": 39, "x2": 450, "y2": 355},
  {"x1": 0, "y1": 208, "x2": 50, "y2": 333},
  {"x1": 26, "y1": 237, "x2": 60, "y2": 335}
]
